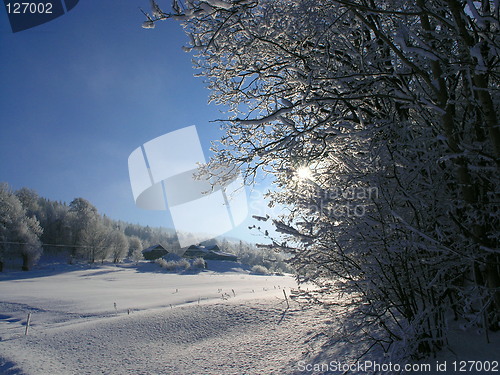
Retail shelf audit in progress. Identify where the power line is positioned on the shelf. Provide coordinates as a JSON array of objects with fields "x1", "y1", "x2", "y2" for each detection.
[{"x1": 0, "y1": 240, "x2": 112, "y2": 249}]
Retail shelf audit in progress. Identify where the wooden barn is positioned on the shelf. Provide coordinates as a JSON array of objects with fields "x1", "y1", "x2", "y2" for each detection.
[{"x1": 142, "y1": 244, "x2": 169, "y2": 261}]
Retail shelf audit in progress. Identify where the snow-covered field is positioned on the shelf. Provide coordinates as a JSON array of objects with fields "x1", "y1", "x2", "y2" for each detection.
[
  {"x1": 0, "y1": 262, "x2": 498, "y2": 375},
  {"x1": 0, "y1": 262, "x2": 331, "y2": 375}
]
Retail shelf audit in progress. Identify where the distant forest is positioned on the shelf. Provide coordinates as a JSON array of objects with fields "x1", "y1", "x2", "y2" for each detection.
[
  {"x1": 0, "y1": 183, "x2": 290, "y2": 273},
  {"x1": 0, "y1": 182, "x2": 179, "y2": 271}
]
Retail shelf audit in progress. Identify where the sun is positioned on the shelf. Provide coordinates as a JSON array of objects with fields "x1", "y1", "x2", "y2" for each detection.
[{"x1": 296, "y1": 166, "x2": 314, "y2": 181}]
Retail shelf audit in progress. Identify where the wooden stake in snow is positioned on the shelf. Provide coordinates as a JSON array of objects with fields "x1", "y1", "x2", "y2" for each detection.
[
  {"x1": 25, "y1": 313, "x2": 31, "y2": 335},
  {"x1": 283, "y1": 289, "x2": 289, "y2": 309}
]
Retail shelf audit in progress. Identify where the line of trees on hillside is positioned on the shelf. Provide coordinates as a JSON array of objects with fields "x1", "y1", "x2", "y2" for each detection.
[
  {"x1": 0, "y1": 183, "x2": 287, "y2": 273},
  {"x1": 0, "y1": 183, "x2": 179, "y2": 271}
]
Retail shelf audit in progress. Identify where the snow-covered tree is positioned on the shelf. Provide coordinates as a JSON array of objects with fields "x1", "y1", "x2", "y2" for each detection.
[
  {"x1": 77, "y1": 221, "x2": 102, "y2": 263},
  {"x1": 15, "y1": 187, "x2": 42, "y2": 220},
  {"x1": 69, "y1": 197, "x2": 98, "y2": 235},
  {"x1": 109, "y1": 230, "x2": 129, "y2": 263},
  {"x1": 144, "y1": 0, "x2": 499, "y2": 358},
  {"x1": 69, "y1": 198, "x2": 104, "y2": 262},
  {"x1": 38, "y1": 199, "x2": 73, "y2": 255},
  {"x1": 129, "y1": 235, "x2": 144, "y2": 262},
  {"x1": 0, "y1": 183, "x2": 43, "y2": 271}
]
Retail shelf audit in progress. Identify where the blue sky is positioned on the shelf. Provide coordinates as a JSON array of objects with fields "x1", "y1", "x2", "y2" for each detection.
[{"x1": 0, "y1": 2, "x2": 273, "y2": 244}]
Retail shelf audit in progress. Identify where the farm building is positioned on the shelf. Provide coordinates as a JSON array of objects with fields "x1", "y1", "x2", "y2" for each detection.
[
  {"x1": 183, "y1": 245, "x2": 209, "y2": 258},
  {"x1": 142, "y1": 244, "x2": 169, "y2": 261},
  {"x1": 183, "y1": 244, "x2": 238, "y2": 262}
]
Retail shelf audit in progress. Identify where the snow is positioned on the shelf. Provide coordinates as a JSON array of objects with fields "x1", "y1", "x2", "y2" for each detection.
[
  {"x1": 0, "y1": 262, "x2": 320, "y2": 374},
  {"x1": 203, "y1": 0, "x2": 233, "y2": 10},
  {"x1": 0, "y1": 302, "x2": 314, "y2": 375},
  {"x1": 0, "y1": 262, "x2": 296, "y2": 319},
  {"x1": 0, "y1": 263, "x2": 498, "y2": 374}
]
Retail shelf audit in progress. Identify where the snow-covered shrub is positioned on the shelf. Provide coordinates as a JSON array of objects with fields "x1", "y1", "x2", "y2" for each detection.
[
  {"x1": 155, "y1": 258, "x2": 167, "y2": 268},
  {"x1": 225, "y1": 240, "x2": 292, "y2": 274},
  {"x1": 165, "y1": 261, "x2": 180, "y2": 271},
  {"x1": 155, "y1": 258, "x2": 190, "y2": 271},
  {"x1": 176, "y1": 259, "x2": 190, "y2": 270},
  {"x1": 251, "y1": 265, "x2": 269, "y2": 275},
  {"x1": 192, "y1": 257, "x2": 206, "y2": 269}
]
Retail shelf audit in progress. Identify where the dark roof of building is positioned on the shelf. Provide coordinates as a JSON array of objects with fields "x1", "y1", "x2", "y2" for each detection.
[
  {"x1": 183, "y1": 244, "x2": 237, "y2": 261},
  {"x1": 142, "y1": 244, "x2": 167, "y2": 253}
]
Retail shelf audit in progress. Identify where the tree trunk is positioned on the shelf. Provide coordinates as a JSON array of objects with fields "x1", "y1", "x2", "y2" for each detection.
[
  {"x1": 22, "y1": 253, "x2": 29, "y2": 271},
  {"x1": 486, "y1": 255, "x2": 500, "y2": 330}
]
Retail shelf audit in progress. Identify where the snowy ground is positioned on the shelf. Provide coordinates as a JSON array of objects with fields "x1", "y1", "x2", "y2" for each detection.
[
  {"x1": 0, "y1": 262, "x2": 330, "y2": 375},
  {"x1": 0, "y1": 262, "x2": 498, "y2": 375}
]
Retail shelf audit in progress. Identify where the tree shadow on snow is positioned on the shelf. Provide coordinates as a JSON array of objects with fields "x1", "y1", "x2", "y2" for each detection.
[
  {"x1": 0, "y1": 357, "x2": 27, "y2": 375},
  {"x1": 0, "y1": 262, "x2": 93, "y2": 281}
]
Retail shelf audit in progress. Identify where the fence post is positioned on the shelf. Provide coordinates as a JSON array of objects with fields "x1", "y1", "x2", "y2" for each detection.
[
  {"x1": 25, "y1": 313, "x2": 31, "y2": 335},
  {"x1": 283, "y1": 289, "x2": 289, "y2": 309}
]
